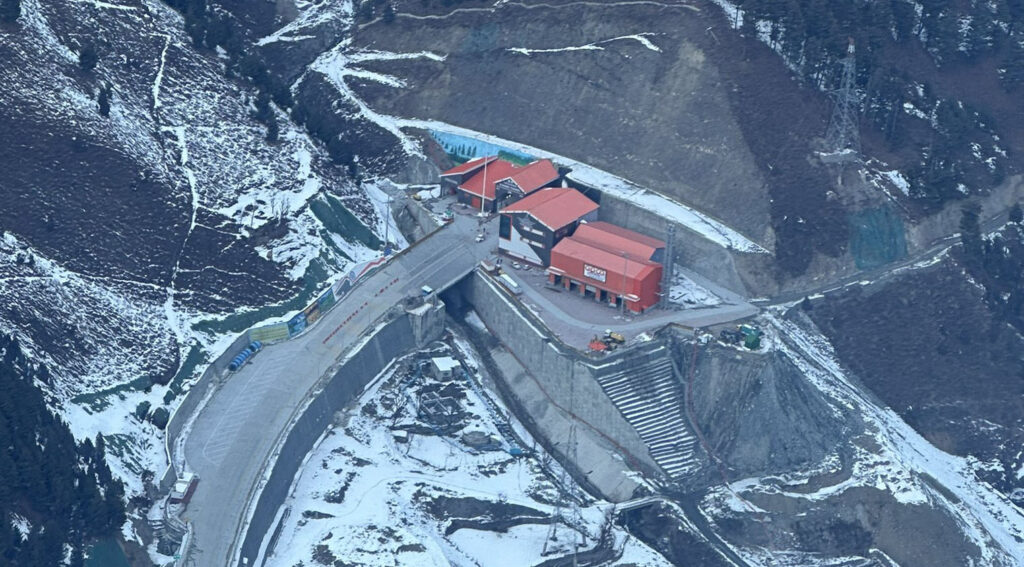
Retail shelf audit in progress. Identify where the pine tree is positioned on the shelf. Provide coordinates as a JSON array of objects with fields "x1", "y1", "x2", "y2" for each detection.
[
  {"x1": 1010, "y1": 202, "x2": 1023, "y2": 224},
  {"x1": 358, "y1": 0, "x2": 374, "y2": 22},
  {"x1": 0, "y1": 0, "x2": 20, "y2": 23},
  {"x1": 78, "y1": 43, "x2": 98, "y2": 72},
  {"x1": 97, "y1": 83, "x2": 111, "y2": 117},
  {"x1": 266, "y1": 114, "x2": 279, "y2": 143},
  {"x1": 253, "y1": 90, "x2": 271, "y2": 123},
  {"x1": 383, "y1": 2, "x2": 395, "y2": 24}
]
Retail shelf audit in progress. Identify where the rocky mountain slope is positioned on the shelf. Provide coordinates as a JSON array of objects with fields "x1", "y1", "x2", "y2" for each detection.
[
  {"x1": 0, "y1": 0, "x2": 388, "y2": 498},
  {"x1": 3, "y1": 0, "x2": 1024, "y2": 564}
]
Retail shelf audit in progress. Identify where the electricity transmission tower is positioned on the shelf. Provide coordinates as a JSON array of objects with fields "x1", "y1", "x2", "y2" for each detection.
[{"x1": 824, "y1": 38, "x2": 861, "y2": 164}]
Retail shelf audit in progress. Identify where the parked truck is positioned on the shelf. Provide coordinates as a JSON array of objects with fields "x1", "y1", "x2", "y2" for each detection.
[
  {"x1": 604, "y1": 330, "x2": 626, "y2": 344},
  {"x1": 498, "y1": 273, "x2": 522, "y2": 296},
  {"x1": 169, "y1": 472, "x2": 199, "y2": 506}
]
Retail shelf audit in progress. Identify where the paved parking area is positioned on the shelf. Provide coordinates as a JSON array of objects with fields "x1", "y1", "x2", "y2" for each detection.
[{"x1": 498, "y1": 262, "x2": 757, "y2": 348}]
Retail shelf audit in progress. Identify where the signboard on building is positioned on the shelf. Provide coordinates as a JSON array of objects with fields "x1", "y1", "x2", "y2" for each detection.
[
  {"x1": 287, "y1": 313, "x2": 307, "y2": 337},
  {"x1": 304, "y1": 302, "x2": 322, "y2": 325},
  {"x1": 584, "y1": 264, "x2": 606, "y2": 282},
  {"x1": 317, "y1": 289, "x2": 336, "y2": 311},
  {"x1": 250, "y1": 322, "x2": 290, "y2": 343}
]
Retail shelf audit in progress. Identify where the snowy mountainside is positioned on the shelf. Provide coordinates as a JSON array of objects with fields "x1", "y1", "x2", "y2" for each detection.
[
  {"x1": 267, "y1": 339, "x2": 674, "y2": 567},
  {"x1": 688, "y1": 310, "x2": 1024, "y2": 566},
  {"x1": 0, "y1": 0, "x2": 389, "y2": 494}
]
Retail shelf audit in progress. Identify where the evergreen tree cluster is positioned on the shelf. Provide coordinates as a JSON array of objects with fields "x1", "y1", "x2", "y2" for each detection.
[
  {"x1": 958, "y1": 204, "x2": 1024, "y2": 332},
  {"x1": 164, "y1": 0, "x2": 239, "y2": 52},
  {"x1": 0, "y1": 0, "x2": 20, "y2": 24},
  {"x1": 738, "y1": 0, "x2": 1024, "y2": 77},
  {"x1": 0, "y1": 335, "x2": 126, "y2": 566},
  {"x1": 163, "y1": 0, "x2": 293, "y2": 143},
  {"x1": 737, "y1": 0, "x2": 1022, "y2": 205}
]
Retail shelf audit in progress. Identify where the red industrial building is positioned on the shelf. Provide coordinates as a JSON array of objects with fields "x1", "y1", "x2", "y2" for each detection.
[
  {"x1": 440, "y1": 156, "x2": 559, "y2": 213},
  {"x1": 498, "y1": 187, "x2": 599, "y2": 266},
  {"x1": 547, "y1": 222, "x2": 666, "y2": 313}
]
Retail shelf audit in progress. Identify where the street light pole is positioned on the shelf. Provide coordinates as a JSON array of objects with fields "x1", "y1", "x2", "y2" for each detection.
[
  {"x1": 620, "y1": 252, "x2": 628, "y2": 316},
  {"x1": 480, "y1": 156, "x2": 488, "y2": 215}
]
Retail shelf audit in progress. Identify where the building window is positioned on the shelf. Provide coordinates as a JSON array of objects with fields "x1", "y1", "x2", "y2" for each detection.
[{"x1": 499, "y1": 215, "x2": 512, "y2": 240}]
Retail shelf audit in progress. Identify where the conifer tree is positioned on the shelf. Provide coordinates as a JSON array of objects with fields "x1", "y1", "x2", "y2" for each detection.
[
  {"x1": 79, "y1": 42, "x2": 98, "y2": 71},
  {"x1": 266, "y1": 113, "x2": 279, "y2": 143},
  {"x1": 1010, "y1": 202, "x2": 1023, "y2": 224},
  {"x1": 0, "y1": 0, "x2": 20, "y2": 23},
  {"x1": 98, "y1": 83, "x2": 111, "y2": 117}
]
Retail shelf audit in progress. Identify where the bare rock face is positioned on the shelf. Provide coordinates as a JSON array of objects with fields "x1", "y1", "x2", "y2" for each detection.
[
  {"x1": 349, "y1": 4, "x2": 773, "y2": 248},
  {"x1": 686, "y1": 344, "x2": 851, "y2": 477}
]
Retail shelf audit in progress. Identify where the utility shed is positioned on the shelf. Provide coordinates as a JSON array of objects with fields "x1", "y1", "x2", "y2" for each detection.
[
  {"x1": 498, "y1": 187, "x2": 599, "y2": 266},
  {"x1": 547, "y1": 223, "x2": 665, "y2": 313},
  {"x1": 430, "y1": 356, "x2": 461, "y2": 378}
]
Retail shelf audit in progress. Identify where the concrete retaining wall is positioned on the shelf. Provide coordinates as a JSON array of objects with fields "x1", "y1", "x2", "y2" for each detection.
[
  {"x1": 454, "y1": 271, "x2": 659, "y2": 489},
  {"x1": 159, "y1": 332, "x2": 253, "y2": 491},
  {"x1": 595, "y1": 191, "x2": 755, "y2": 296},
  {"x1": 237, "y1": 314, "x2": 418, "y2": 566}
]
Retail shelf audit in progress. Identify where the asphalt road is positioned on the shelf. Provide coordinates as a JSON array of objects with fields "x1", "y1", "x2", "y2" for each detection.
[
  {"x1": 180, "y1": 202, "x2": 764, "y2": 566},
  {"x1": 763, "y1": 207, "x2": 1014, "y2": 307},
  {"x1": 181, "y1": 210, "x2": 490, "y2": 567}
]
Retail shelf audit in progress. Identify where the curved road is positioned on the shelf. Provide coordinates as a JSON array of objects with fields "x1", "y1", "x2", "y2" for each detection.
[{"x1": 181, "y1": 212, "x2": 490, "y2": 566}]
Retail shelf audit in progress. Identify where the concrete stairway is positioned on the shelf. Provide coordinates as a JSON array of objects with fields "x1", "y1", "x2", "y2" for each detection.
[{"x1": 594, "y1": 349, "x2": 701, "y2": 479}]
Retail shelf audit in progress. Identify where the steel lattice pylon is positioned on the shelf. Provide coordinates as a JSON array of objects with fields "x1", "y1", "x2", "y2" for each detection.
[{"x1": 824, "y1": 38, "x2": 861, "y2": 158}]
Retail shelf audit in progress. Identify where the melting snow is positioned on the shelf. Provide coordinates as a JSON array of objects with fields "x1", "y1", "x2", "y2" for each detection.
[
  {"x1": 264, "y1": 342, "x2": 671, "y2": 566},
  {"x1": 9, "y1": 514, "x2": 30, "y2": 541},
  {"x1": 507, "y1": 33, "x2": 662, "y2": 55},
  {"x1": 669, "y1": 267, "x2": 722, "y2": 307},
  {"x1": 767, "y1": 313, "x2": 1024, "y2": 565}
]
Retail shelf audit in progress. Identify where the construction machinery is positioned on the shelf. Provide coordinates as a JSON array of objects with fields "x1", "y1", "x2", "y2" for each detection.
[
  {"x1": 589, "y1": 330, "x2": 626, "y2": 353},
  {"x1": 719, "y1": 324, "x2": 762, "y2": 350}
]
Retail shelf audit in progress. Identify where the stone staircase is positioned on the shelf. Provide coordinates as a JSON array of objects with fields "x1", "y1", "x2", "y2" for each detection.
[{"x1": 593, "y1": 346, "x2": 701, "y2": 479}]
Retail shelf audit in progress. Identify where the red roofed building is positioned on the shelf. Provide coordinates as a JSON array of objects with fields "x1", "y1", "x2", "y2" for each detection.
[
  {"x1": 571, "y1": 221, "x2": 666, "y2": 263},
  {"x1": 498, "y1": 188, "x2": 599, "y2": 266},
  {"x1": 547, "y1": 223, "x2": 666, "y2": 313},
  {"x1": 440, "y1": 157, "x2": 560, "y2": 212}
]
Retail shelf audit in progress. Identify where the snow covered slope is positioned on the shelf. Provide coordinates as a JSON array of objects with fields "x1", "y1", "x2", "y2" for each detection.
[
  {"x1": 0, "y1": 0, "x2": 391, "y2": 498},
  {"x1": 265, "y1": 338, "x2": 673, "y2": 567}
]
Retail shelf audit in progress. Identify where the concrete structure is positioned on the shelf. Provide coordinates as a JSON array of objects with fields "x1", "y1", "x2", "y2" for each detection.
[
  {"x1": 180, "y1": 208, "x2": 493, "y2": 567},
  {"x1": 237, "y1": 300, "x2": 445, "y2": 566},
  {"x1": 548, "y1": 223, "x2": 666, "y2": 313},
  {"x1": 498, "y1": 187, "x2": 599, "y2": 266},
  {"x1": 440, "y1": 156, "x2": 559, "y2": 212},
  {"x1": 449, "y1": 271, "x2": 663, "y2": 499},
  {"x1": 430, "y1": 355, "x2": 460, "y2": 378}
]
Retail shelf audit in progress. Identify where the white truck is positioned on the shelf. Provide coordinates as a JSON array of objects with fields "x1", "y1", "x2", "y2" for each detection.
[{"x1": 498, "y1": 273, "x2": 522, "y2": 296}]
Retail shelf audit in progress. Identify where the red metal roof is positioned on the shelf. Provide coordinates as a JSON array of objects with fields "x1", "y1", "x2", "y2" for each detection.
[
  {"x1": 439, "y1": 155, "x2": 499, "y2": 178},
  {"x1": 456, "y1": 158, "x2": 559, "y2": 200},
  {"x1": 499, "y1": 188, "x2": 599, "y2": 230},
  {"x1": 507, "y1": 159, "x2": 558, "y2": 193},
  {"x1": 457, "y1": 159, "x2": 519, "y2": 200},
  {"x1": 572, "y1": 221, "x2": 665, "y2": 261},
  {"x1": 550, "y1": 237, "x2": 659, "y2": 281}
]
